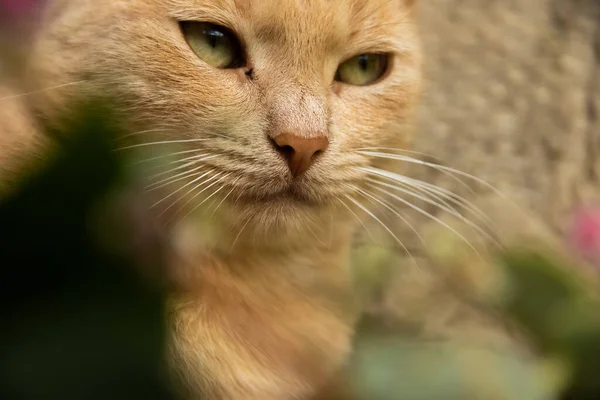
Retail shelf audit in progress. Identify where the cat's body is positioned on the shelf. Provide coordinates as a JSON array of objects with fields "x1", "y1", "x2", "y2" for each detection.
[{"x1": 0, "y1": 1, "x2": 421, "y2": 398}]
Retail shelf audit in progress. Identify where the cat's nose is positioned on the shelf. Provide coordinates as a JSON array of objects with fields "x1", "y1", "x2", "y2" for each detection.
[{"x1": 273, "y1": 133, "x2": 329, "y2": 177}]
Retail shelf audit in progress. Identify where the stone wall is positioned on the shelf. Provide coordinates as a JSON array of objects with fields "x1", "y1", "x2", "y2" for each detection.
[{"x1": 411, "y1": 0, "x2": 600, "y2": 241}]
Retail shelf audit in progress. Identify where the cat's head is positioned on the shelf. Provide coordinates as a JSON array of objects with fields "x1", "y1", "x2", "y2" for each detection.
[{"x1": 29, "y1": 0, "x2": 421, "y2": 238}]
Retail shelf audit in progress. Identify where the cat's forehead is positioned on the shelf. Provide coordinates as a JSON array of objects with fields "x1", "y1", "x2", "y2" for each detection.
[
  {"x1": 172, "y1": 0, "x2": 404, "y2": 20},
  {"x1": 168, "y1": 0, "x2": 410, "y2": 48},
  {"x1": 231, "y1": 0, "x2": 402, "y2": 25}
]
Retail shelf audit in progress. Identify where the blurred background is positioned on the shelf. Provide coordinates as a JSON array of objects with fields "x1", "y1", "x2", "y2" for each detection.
[
  {"x1": 372, "y1": 0, "x2": 600, "y2": 341},
  {"x1": 416, "y1": 0, "x2": 599, "y2": 236},
  {"x1": 334, "y1": 1, "x2": 600, "y2": 399}
]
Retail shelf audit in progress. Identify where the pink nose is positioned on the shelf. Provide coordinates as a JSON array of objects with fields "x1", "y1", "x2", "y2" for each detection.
[{"x1": 273, "y1": 133, "x2": 329, "y2": 177}]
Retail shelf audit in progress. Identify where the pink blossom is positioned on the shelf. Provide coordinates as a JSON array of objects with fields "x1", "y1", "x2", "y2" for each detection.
[
  {"x1": 568, "y1": 206, "x2": 600, "y2": 267},
  {"x1": 0, "y1": 0, "x2": 41, "y2": 22}
]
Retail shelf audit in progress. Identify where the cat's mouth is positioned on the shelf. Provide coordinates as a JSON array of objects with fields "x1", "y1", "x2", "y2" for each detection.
[
  {"x1": 234, "y1": 180, "x2": 327, "y2": 208},
  {"x1": 275, "y1": 188, "x2": 319, "y2": 205},
  {"x1": 240, "y1": 187, "x2": 316, "y2": 206}
]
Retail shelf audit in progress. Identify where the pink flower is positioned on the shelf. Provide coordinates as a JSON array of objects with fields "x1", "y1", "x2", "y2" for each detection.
[
  {"x1": 0, "y1": 0, "x2": 41, "y2": 25},
  {"x1": 568, "y1": 206, "x2": 600, "y2": 267},
  {"x1": 1, "y1": 0, "x2": 39, "y2": 15}
]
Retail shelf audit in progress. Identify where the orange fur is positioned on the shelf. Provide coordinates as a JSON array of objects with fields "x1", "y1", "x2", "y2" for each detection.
[{"x1": 1, "y1": 0, "x2": 422, "y2": 398}]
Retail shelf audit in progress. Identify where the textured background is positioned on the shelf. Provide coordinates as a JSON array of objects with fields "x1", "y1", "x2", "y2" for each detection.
[
  {"x1": 414, "y1": 0, "x2": 600, "y2": 239},
  {"x1": 362, "y1": 0, "x2": 600, "y2": 342}
]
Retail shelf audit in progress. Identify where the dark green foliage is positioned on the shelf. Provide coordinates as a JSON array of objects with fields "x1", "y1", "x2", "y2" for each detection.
[
  {"x1": 338, "y1": 246, "x2": 600, "y2": 400},
  {"x1": 0, "y1": 104, "x2": 174, "y2": 400},
  {"x1": 499, "y1": 250, "x2": 600, "y2": 400}
]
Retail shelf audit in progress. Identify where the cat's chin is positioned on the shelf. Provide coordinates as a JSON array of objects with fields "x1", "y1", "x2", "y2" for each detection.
[
  {"x1": 237, "y1": 187, "x2": 327, "y2": 209},
  {"x1": 233, "y1": 176, "x2": 341, "y2": 207}
]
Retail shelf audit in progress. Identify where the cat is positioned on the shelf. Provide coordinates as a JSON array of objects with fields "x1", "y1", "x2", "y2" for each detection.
[{"x1": 0, "y1": 0, "x2": 422, "y2": 398}]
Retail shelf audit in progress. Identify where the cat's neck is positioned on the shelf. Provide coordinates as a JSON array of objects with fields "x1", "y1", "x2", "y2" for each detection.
[
  {"x1": 166, "y1": 202, "x2": 360, "y2": 399},
  {"x1": 167, "y1": 200, "x2": 358, "y2": 294}
]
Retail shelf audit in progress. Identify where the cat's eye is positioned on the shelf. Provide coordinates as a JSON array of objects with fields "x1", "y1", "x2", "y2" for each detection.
[
  {"x1": 180, "y1": 22, "x2": 245, "y2": 69},
  {"x1": 335, "y1": 53, "x2": 390, "y2": 86}
]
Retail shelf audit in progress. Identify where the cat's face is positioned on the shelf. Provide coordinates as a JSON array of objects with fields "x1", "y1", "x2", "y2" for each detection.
[{"x1": 31, "y1": 0, "x2": 421, "y2": 231}]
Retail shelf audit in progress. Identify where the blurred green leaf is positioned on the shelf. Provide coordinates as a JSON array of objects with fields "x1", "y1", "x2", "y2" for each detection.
[
  {"x1": 0, "y1": 102, "x2": 174, "y2": 400},
  {"x1": 345, "y1": 332, "x2": 560, "y2": 400},
  {"x1": 498, "y1": 249, "x2": 600, "y2": 399}
]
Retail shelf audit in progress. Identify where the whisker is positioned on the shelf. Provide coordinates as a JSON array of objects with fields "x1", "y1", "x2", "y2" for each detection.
[
  {"x1": 343, "y1": 192, "x2": 418, "y2": 269},
  {"x1": 383, "y1": 177, "x2": 464, "y2": 222},
  {"x1": 147, "y1": 162, "x2": 204, "y2": 185},
  {"x1": 358, "y1": 166, "x2": 499, "y2": 240},
  {"x1": 353, "y1": 185, "x2": 425, "y2": 248},
  {"x1": 202, "y1": 195, "x2": 222, "y2": 217},
  {"x1": 0, "y1": 81, "x2": 86, "y2": 102},
  {"x1": 150, "y1": 169, "x2": 216, "y2": 208},
  {"x1": 307, "y1": 209, "x2": 335, "y2": 248},
  {"x1": 144, "y1": 153, "x2": 213, "y2": 172},
  {"x1": 160, "y1": 172, "x2": 222, "y2": 218},
  {"x1": 146, "y1": 155, "x2": 216, "y2": 184},
  {"x1": 115, "y1": 138, "x2": 211, "y2": 151},
  {"x1": 201, "y1": 177, "x2": 240, "y2": 217},
  {"x1": 337, "y1": 197, "x2": 374, "y2": 241},
  {"x1": 229, "y1": 217, "x2": 252, "y2": 253},
  {"x1": 118, "y1": 128, "x2": 166, "y2": 140},
  {"x1": 357, "y1": 150, "x2": 523, "y2": 215},
  {"x1": 356, "y1": 147, "x2": 480, "y2": 196},
  {"x1": 166, "y1": 172, "x2": 231, "y2": 218},
  {"x1": 179, "y1": 176, "x2": 232, "y2": 222},
  {"x1": 130, "y1": 148, "x2": 208, "y2": 165},
  {"x1": 364, "y1": 175, "x2": 500, "y2": 248},
  {"x1": 328, "y1": 207, "x2": 334, "y2": 251},
  {"x1": 366, "y1": 182, "x2": 483, "y2": 258},
  {"x1": 209, "y1": 180, "x2": 239, "y2": 220},
  {"x1": 119, "y1": 130, "x2": 232, "y2": 142},
  {"x1": 359, "y1": 150, "x2": 492, "y2": 184},
  {"x1": 306, "y1": 219, "x2": 328, "y2": 248},
  {"x1": 145, "y1": 167, "x2": 206, "y2": 192},
  {"x1": 202, "y1": 132, "x2": 233, "y2": 140},
  {"x1": 356, "y1": 146, "x2": 443, "y2": 162},
  {"x1": 403, "y1": 178, "x2": 496, "y2": 233}
]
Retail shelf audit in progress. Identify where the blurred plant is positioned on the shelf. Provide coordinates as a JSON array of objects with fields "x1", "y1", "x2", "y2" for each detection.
[
  {"x1": 333, "y1": 230, "x2": 600, "y2": 400},
  {"x1": 0, "y1": 102, "x2": 174, "y2": 400},
  {"x1": 0, "y1": 0, "x2": 41, "y2": 21},
  {"x1": 498, "y1": 249, "x2": 600, "y2": 400},
  {"x1": 0, "y1": 0, "x2": 44, "y2": 78}
]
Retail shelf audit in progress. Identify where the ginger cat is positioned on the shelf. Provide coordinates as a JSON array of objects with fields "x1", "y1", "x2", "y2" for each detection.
[{"x1": 0, "y1": 0, "x2": 422, "y2": 398}]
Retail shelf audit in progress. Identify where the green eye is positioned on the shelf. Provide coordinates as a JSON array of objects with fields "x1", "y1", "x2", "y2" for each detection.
[
  {"x1": 180, "y1": 22, "x2": 245, "y2": 69},
  {"x1": 336, "y1": 53, "x2": 390, "y2": 86}
]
